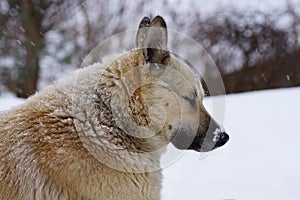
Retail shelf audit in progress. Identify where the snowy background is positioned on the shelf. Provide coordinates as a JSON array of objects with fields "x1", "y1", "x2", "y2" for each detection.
[
  {"x1": 162, "y1": 87, "x2": 300, "y2": 200},
  {"x1": 1, "y1": 0, "x2": 300, "y2": 97},
  {"x1": 1, "y1": 87, "x2": 300, "y2": 200}
]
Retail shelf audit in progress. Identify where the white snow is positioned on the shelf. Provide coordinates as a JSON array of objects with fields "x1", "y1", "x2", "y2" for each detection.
[
  {"x1": 0, "y1": 94, "x2": 25, "y2": 111},
  {"x1": 161, "y1": 87, "x2": 300, "y2": 200},
  {"x1": 1, "y1": 87, "x2": 300, "y2": 199}
]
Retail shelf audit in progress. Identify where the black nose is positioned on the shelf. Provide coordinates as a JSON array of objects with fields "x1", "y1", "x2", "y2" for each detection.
[{"x1": 214, "y1": 132, "x2": 229, "y2": 148}]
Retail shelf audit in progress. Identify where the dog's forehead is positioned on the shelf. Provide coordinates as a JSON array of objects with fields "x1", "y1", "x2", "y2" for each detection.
[
  {"x1": 108, "y1": 50, "x2": 204, "y2": 98},
  {"x1": 167, "y1": 55, "x2": 204, "y2": 94}
]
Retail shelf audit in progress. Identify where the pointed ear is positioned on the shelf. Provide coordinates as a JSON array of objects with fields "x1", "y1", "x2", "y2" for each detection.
[{"x1": 136, "y1": 16, "x2": 169, "y2": 64}]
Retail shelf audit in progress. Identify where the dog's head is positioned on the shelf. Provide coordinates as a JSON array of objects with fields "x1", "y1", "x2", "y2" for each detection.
[{"x1": 98, "y1": 16, "x2": 229, "y2": 153}]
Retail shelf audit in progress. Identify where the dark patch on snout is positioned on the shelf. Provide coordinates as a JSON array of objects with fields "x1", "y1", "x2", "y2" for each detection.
[{"x1": 187, "y1": 133, "x2": 204, "y2": 152}]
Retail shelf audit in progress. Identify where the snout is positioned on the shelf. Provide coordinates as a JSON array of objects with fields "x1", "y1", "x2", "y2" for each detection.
[{"x1": 170, "y1": 118, "x2": 230, "y2": 152}]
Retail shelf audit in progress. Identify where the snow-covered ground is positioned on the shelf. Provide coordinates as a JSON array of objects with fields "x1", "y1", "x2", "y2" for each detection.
[
  {"x1": 162, "y1": 87, "x2": 300, "y2": 200},
  {"x1": 1, "y1": 87, "x2": 300, "y2": 199},
  {"x1": 0, "y1": 93, "x2": 25, "y2": 111}
]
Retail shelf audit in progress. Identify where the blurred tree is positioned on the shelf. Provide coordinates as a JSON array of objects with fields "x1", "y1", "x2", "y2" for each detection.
[
  {"x1": 186, "y1": 4, "x2": 300, "y2": 94},
  {"x1": 0, "y1": 0, "x2": 67, "y2": 97},
  {"x1": 0, "y1": 0, "x2": 131, "y2": 97},
  {"x1": 1, "y1": 0, "x2": 299, "y2": 97}
]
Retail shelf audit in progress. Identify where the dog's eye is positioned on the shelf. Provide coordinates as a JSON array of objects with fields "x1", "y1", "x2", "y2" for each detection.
[{"x1": 183, "y1": 95, "x2": 196, "y2": 107}]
